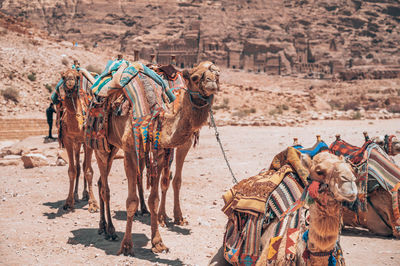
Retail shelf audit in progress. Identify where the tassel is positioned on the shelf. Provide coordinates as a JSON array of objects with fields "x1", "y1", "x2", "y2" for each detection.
[
  {"x1": 329, "y1": 254, "x2": 337, "y2": 266},
  {"x1": 308, "y1": 181, "x2": 320, "y2": 199}
]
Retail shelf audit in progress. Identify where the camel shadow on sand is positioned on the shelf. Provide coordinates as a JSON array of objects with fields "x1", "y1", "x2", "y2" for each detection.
[
  {"x1": 113, "y1": 210, "x2": 191, "y2": 235},
  {"x1": 42, "y1": 199, "x2": 89, "y2": 219},
  {"x1": 341, "y1": 227, "x2": 396, "y2": 239},
  {"x1": 68, "y1": 228, "x2": 184, "y2": 265}
]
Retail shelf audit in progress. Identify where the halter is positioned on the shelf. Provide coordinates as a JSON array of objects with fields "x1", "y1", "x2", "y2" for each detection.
[
  {"x1": 188, "y1": 90, "x2": 213, "y2": 109},
  {"x1": 63, "y1": 75, "x2": 80, "y2": 112}
]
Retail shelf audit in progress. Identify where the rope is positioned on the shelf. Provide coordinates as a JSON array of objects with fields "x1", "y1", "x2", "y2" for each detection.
[{"x1": 209, "y1": 109, "x2": 239, "y2": 184}]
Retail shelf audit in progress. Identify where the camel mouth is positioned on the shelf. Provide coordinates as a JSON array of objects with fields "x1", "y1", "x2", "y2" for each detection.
[{"x1": 336, "y1": 181, "x2": 358, "y2": 202}]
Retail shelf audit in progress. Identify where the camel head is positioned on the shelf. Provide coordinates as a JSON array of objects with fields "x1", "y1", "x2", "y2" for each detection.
[
  {"x1": 61, "y1": 69, "x2": 80, "y2": 93},
  {"x1": 183, "y1": 61, "x2": 220, "y2": 98},
  {"x1": 371, "y1": 135, "x2": 400, "y2": 156},
  {"x1": 302, "y1": 152, "x2": 357, "y2": 203}
]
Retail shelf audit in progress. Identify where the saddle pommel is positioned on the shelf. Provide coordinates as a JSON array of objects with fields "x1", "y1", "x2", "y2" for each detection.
[
  {"x1": 335, "y1": 134, "x2": 341, "y2": 141},
  {"x1": 363, "y1": 131, "x2": 370, "y2": 141},
  {"x1": 316, "y1": 135, "x2": 321, "y2": 142},
  {"x1": 293, "y1": 138, "x2": 299, "y2": 146},
  {"x1": 117, "y1": 54, "x2": 123, "y2": 60}
]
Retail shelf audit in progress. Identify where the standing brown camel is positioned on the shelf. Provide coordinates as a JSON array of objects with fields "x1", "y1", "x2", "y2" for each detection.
[
  {"x1": 56, "y1": 68, "x2": 99, "y2": 212},
  {"x1": 256, "y1": 152, "x2": 357, "y2": 265},
  {"x1": 93, "y1": 61, "x2": 220, "y2": 255}
]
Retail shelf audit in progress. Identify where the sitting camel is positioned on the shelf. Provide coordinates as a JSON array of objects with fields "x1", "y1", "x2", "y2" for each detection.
[
  {"x1": 330, "y1": 134, "x2": 400, "y2": 238},
  {"x1": 363, "y1": 131, "x2": 400, "y2": 156},
  {"x1": 256, "y1": 152, "x2": 357, "y2": 265},
  {"x1": 92, "y1": 61, "x2": 220, "y2": 255},
  {"x1": 211, "y1": 152, "x2": 357, "y2": 265},
  {"x1": 54, "y1": 66, "x2": 99, "y2": 212}
]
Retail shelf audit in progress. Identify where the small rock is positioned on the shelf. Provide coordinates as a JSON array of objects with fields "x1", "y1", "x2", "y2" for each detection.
[{"x1": 21, "y1": 153, "x2": 49, "y2": 168}]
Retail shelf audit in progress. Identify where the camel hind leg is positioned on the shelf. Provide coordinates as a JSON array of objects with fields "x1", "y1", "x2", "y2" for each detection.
[
  {"x1": 95, "y1": 146, "x2": 119, "y2": 240},
  {"x1": 149, "y1": 157, "x2": 168, "y2": 253}
]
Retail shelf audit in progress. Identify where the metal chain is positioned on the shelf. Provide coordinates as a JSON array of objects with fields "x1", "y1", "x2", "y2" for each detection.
[{"x1": 209, "y1": 109, "x2": 239, "y2": 184}]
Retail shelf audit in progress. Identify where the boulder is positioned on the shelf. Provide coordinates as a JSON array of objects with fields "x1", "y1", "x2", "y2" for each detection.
[{"x1": 21, "y1": 153, "x2": 49, "y2": 168}]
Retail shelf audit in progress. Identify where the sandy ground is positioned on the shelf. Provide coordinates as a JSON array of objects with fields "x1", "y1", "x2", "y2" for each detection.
[{"x1": 1, "y1": 120, "x2": 400, "y2": 265}]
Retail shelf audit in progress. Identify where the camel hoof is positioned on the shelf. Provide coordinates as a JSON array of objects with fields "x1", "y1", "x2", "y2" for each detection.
[
  {"x1": 141, "y1": 208, "x2": 150, "y2": 217},
  {"x1": 174, "y1": 218, "x2": 188, "y2": 226},
  {"x1": 158, "y1": 215, "x2": 168, "y2": 227},
  {"x1": 63, "y1": 201, "x2": 74, "y2": 211},
  {"x1": 117, "y1": 241, "x2": 134, "y2": 257},
  {"x1": 105, "y1": 225, "x2": 118, "y2": 241},
  {"x1": 152, "y1": 242, "x2": 169, "y2": 253},
  {"x1": 88, "y1": 201, "x2": 99, "y2": 213},
  {"x1": 82, "y1": 191, "x2": 89, "y2": 201}
]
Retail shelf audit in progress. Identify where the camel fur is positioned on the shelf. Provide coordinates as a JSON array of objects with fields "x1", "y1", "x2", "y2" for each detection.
[
  {"x1": 255, "y1": 152, "x2": 357, "y2": 266},
  {"x1": 93, "y1": 61, "x2": 220, "y2": 256},
  {"x1": 58, "y1": 68, "x2": 99, "y2": 213}
]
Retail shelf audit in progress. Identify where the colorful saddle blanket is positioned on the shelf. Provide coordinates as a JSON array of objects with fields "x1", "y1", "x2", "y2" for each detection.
[
  {"x1": 222, "y1": 147, "x2": 309, "y2": 265},
  {"x1": 294, "y1": 140, "x2": 329, "y2": 159},
  {"x1": 87, "y1": 60, "x2": 185, "y2": 175}
]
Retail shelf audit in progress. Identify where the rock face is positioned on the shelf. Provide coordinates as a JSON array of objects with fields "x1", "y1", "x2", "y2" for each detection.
[{"x1": 1, "y1": 0, "x2": 399, "y2": 74}]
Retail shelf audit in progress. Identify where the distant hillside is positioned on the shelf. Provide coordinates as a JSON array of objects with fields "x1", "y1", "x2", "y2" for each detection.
[{"x1": 1, "y1": 0, "x2": 399, "y2": 75}]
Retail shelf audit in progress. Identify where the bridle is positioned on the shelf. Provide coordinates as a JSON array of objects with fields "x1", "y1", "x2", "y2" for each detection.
[{"x1": 62, "y1": 74, "x2": 80, "y2": 112}]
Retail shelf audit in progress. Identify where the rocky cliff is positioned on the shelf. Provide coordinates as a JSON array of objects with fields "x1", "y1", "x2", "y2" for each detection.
[{"x1": 1, "y1": 0, "x2": 399, "y2": 75}]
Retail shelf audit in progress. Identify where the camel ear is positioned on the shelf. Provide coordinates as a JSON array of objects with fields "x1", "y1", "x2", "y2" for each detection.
[
  {"x1": 300, "y1": 154, "x2": 312, "y2": 170},
  {"x1": 60, "y1": 71, "x2": 65, "y2": 79}
]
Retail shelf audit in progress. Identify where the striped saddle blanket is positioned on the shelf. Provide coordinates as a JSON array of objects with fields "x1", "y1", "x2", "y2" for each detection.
[{"x1": 222, "y1": 147, "x2": 307, "y2": 265}]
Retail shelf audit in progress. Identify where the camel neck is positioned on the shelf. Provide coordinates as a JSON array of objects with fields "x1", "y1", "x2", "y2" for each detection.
[
  {"x1": 307, "y1": 199, "x2": 341, "y2": 266},
  {"x1": 160, "y1": 89, "x2": 211, "y2": 148}
]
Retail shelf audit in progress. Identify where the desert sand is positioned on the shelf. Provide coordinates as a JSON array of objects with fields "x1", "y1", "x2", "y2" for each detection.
[{"x1": 1, "y1": 119, "x2": 399, "y2": 265}]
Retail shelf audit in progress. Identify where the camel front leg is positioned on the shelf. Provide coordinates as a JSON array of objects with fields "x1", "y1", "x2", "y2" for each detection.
[
  {"x1": 149, "y1": 160, "x2": 168, "y2": 253},
  {"x1": 172, "y1": 139, "x2": 192, "y2": 225},
  {"x1": 83, "y1": 145, "x2": 99, "y2": 213},
  {"x1": 73, "y1": 142, "x2": 82, "y2": 203},
  {"x1": 63, "y1": 138, "x2": 76, "y2": 211},
  {"x1": 118, "y1": 152, "x2": 139, "y2": 256},
  {"x1": 95, "y1": 147, "x2": 118, "y2": 240}
]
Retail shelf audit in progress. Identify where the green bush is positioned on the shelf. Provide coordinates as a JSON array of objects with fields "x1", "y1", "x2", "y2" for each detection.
[
  {"x1": 27, "y1": 72, "x2": 36, "y2": 82},
  {"x1": 352, "y1": 111, "x2": 362, "y2": 120},
  {"x1": 1, "y1": 87, "x2": 19, "y2": 103}
]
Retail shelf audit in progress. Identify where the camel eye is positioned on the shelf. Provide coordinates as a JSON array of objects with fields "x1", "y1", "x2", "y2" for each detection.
[{"x1": 316, "y1": 170, "x2": 324, "y2": 176}]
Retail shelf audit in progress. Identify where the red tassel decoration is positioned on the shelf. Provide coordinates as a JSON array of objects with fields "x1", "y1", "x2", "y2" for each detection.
[{"x1": 308, "y1": 181, "x2": 320, "y2": 199}]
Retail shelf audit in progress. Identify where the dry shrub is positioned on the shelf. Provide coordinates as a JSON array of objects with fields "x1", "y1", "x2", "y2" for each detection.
[
  {"x1": 343, "y1": 101, "x2": 360, "y2": 111},
  {"x1": 61, "y1": 58, "x2": 69, "y2": 66},
  {"x1": 213, "y1": 98, "x2": 230, "y2": 111},
  {"x1": 44, "y1": 83, "x2": 53, "y2": 93},
  {"x1": 352, "y1": 111, "x2": 362, "y2": 120},
  {"x1": 1, "y1": 87, "x2": 19, "y2": 103},
  {"x1": 388, "y1": 105, "x2": 400, "y2": 113},
  {"x1": 27, "y1": 72, "x2": 36, "y2": 81},
  {"x1": 233, "y1": 107, "x2": 256, "y2": 118}
]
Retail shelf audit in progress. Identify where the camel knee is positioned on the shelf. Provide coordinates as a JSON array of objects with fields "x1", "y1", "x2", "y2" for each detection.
[
  {"x1": 68, "y1": 167, "x2": 77, "y2": 180},
  {"x1": 126, "y1": 196, "x2": 139, "y2": 217}
]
